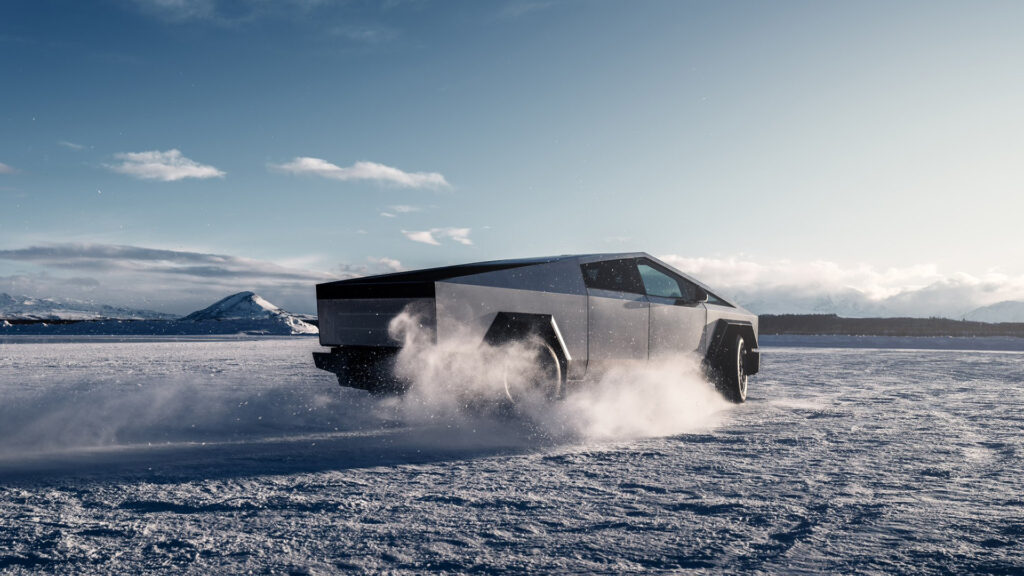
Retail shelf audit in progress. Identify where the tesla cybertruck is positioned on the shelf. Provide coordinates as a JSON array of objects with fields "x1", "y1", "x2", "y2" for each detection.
[{"x1": 313, "y1": 253, "x2": 759, "y2": 402}]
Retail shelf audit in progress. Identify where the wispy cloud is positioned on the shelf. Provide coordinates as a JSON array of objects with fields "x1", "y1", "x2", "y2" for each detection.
[
  {"x1": 389, "y1": 204, "x2": 421, "y2": 213},
  {"x1": 58, "y1": 140, "x2": 85, "y2": 151},
  {"x1": 331, "y1": 25, "x2": 399, "y2": 44},
  {"x1": 336, "y1": 256, "x2": 405, "y2": 278},
  {"x1": 0, "y1": 162, "x2": 18, "y2": 174},
  {"x1": 130, "y1": 0, "x2": 334, "y2": 24},
  {"x1": 660, "y1": 255, "x2": 1024, "y2": 318},
  {"x1": 402, "y1": 228, "x2": 472, "y2": 246},
  {"x1": 381, "y1": 204, "x2": 422, "y2": 217},
  {"x1": 130, "y1": 0, "x2": 219, "y2": 22},
  {"x1": 106, "y1": 149, "x2": 226, "y2": 182},
  {"x1": 0, "y1": 243, "x2": 331, "y2": 314},
  {"x1": 271, "y1": 157, "x2": 449, "y2": 189}
]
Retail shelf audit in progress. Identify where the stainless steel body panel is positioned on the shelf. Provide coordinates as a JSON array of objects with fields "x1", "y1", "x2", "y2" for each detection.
[
  {"x1": 648, "y1": 296, "x2": 707, "y2": 358},
  {"x1": 586, "y1": 288, "x2": 649, "y2": 375},
  {"x1": 435, "y1": 282, "x2": 589, "y2": 380},
  {"x1": 704, "y1": 302, "x2": 759, "y2": 340}
]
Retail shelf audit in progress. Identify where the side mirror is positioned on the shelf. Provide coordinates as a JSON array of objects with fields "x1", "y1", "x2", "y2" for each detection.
[
  {"x1": 675, "y1": 287, "x2": 708, "y2": 306},
  {"x1": 693, "y1": 286, "x2": 709, "y2": 303}
]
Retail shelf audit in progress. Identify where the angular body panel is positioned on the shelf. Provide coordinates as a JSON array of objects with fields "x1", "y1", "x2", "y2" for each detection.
[
  {"x1": 586, "y1": 289, "x2": 649, "y2": 374},
  {"x1": 434, "y1": 282, "x2": 588, "y2": 380},
  {"x1": 649, "y1": 297, "x2": 707, "y2": 358}
]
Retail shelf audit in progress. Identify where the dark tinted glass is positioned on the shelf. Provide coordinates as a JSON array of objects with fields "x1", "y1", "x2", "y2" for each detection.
[
  {"x1": 581, "y1": 259, "x2": 644, "y2": 294},
  {"x1": 637, "y1": 263, "x2": 683, "y2": 298},
  {"x1": 637, "y1": 260, "x2": 708, "y2": 301}
]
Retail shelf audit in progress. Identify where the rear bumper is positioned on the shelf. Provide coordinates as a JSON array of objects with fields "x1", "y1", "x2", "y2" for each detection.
[{"x1": 313, "y1": 347, "x2": 407, "y2": 393}]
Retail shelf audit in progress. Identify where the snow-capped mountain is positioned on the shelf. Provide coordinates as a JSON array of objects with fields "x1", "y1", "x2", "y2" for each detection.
[
  {"x1": 181, "y1": 291, "x2": 318, "y2": 334},
  {"x1": 182, "y1": 292, "x2": 286, "y2": 321},
  {"x1": 964, "y1": 301, "x2": 1024, "y2": 323},
  {"x1": 0, "y1": 291, "x2": 317, "y2": 335},
  {"x1": 0, "y1": 292, "x2": 176, "y2": 322}
]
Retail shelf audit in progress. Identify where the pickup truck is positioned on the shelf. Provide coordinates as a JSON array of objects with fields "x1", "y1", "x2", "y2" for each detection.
[{"x1": 313, "y1": 253, "x2": 759, "y2": 402}]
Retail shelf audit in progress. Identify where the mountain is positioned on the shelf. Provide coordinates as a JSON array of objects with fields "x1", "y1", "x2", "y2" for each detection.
[
  {"x1": 182, "y1": 291, "x2": 286, "y2": 321},
  {"x1": 0, "y1": 291, "x2": 317, "y2": 336},
  {"x1": 180, "y1": 291, "x2": 318, "y2": 335},
  {"x1": 964, "y1": 301, "x2": 1024, "y2": 323},
  {"x1": 0, "y1": 292, "x2": 176, "y2": 322}
]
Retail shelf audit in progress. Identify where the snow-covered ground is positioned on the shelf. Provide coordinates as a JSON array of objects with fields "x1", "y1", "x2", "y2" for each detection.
[{"x1": 0, "y1": 337, "x2": 1021, "y2": 574}]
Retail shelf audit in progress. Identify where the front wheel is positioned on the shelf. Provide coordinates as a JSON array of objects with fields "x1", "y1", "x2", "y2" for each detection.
[{"x1": 717, "y1": 334, "x2": 748, "y2": 403}]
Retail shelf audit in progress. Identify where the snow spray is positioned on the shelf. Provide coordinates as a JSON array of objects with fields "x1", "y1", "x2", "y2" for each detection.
[{"x1": 380, "y1": 310, "x2": 733, "y2": 441}]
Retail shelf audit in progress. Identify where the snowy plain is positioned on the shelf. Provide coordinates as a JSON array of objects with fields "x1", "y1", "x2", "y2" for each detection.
[{"x1": 0, "y1": 336, "x2": 1021, "y2": 574}]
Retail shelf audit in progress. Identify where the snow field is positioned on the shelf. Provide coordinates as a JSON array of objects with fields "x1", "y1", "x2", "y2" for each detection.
[{"x1": 0, "y1": 337, "x2": 1021, "y2": 574}]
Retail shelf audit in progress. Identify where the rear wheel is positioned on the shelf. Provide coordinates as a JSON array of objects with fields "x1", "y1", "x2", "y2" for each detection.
[
  {"x1": 503, "y1": 342, "x2": 562, "y2": 403},
  {"x1": 717, "y1": 334, "x2": 748, "y2": 403}
]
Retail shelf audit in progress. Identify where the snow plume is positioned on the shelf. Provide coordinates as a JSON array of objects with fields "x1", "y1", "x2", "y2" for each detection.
[
  {"x1": 0, "y1": 341, "x2": 360, "y2": 459},
  {"x1": 380, "y1": 310, "x2": 731, "y2": 441},
  {"x1": 0, "y1": 377, "x2": 346, "y2": 458}
]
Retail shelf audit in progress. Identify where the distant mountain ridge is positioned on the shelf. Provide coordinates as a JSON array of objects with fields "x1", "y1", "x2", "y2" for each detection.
[
  {"x1": 0, "y1": 292, "x2": 175, "y2": 322},
  {"x1": 760, "y1": 314, "x2": 1024, "y2": 338},
  {"x1": 0, "y1": 292, "x2": 317, "y2": 335},
  {"x1": 964, "y1": 301, "x2": 1024, "y2": 323}
]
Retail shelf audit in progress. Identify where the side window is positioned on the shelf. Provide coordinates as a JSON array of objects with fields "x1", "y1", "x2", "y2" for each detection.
[
  {"x1": 637, "y1": 263, "x2": 682, "y2": 298},
  {"x1": 581, "y1": 259, "x2": 644, "y2": 294},
  {"x1": 638, "y1": 260, "x2": 705, "y2": 301}
]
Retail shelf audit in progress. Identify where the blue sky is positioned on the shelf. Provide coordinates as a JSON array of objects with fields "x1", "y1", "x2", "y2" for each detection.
[{"x1": 2, "y1": 0, "x2": 1024, "y2": 316}]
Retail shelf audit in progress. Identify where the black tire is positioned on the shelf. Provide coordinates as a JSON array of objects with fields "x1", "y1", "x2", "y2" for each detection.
[
  {"x1": 503, "y1": 342, "x2": 562, "y2": 403},
  {"x1": 717, "y1": 333, "x2": 748, "y2": 403}
]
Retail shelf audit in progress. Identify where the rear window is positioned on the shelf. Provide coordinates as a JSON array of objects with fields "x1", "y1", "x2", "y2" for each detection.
[{"x1": 581, "y1": 259, "x2": 644, "y2": 294}]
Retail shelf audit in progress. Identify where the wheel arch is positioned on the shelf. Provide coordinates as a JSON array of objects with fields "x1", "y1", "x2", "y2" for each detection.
[{"x1": 483, "y1": 312, "x2": 571, "y2": 379}]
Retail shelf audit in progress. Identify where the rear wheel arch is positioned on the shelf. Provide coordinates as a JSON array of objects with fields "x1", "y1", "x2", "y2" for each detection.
[{"x1": 483, "y1": 312, "x2": 570, "y2": 393}]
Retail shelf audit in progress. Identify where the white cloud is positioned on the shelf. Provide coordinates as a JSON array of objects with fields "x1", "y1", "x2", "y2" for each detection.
[
  {"x1": 271, "y1": 157, "x2": 449, "y2": 189},
  {"x1": 372, "y1": 256, "x2": 404, "y2": 273},
  {"x1": 381, "y1": 205, "x2": 422, "y2": 218},
  {"x1": 390, "y1": 204, "x2": 421, "y2": 213},
  {"x1": 402, "y1": 228, "x2": 472, "y2": 246},
  {"x1": 58, "y1": 140, "x2": 85, "y2": 150},
  {"x1": 332, "y1": 25, "x2": 399, "y2": 44},
  {"x1": 0, "y1": 162, "x2": 17, "y2": 174},
  {"x1": 0, "y1": 243, "x2": 331, "y2": 314},
  {"x1": 336, "y1": 256, "x2": 405, "y2": 279},
  {"x1": 131, "y1": 0, "x2": 216, "y2": 21},
  {"x1": 106, "y1": 149, "x2": 225, "y2": 182},
  {"x1": 659, "y1": 254, "x2": 1024, "y2": 319},
  {"x1": 131, "y1": 0, "x2": 332, "y2": 23}
]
